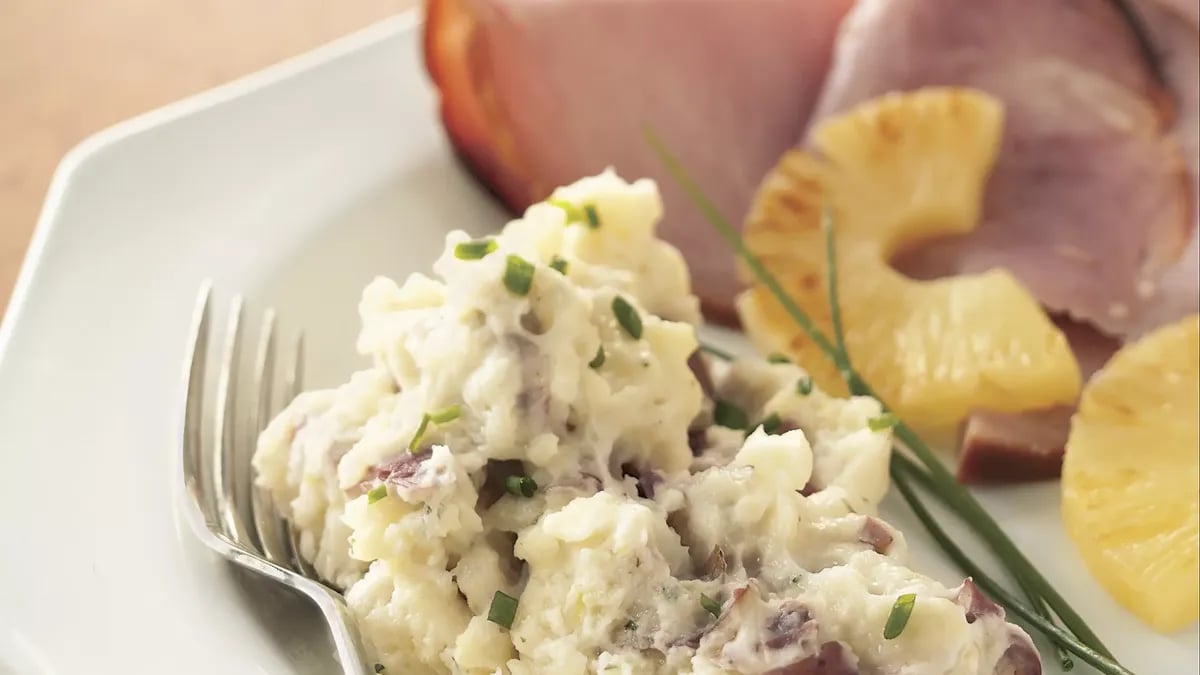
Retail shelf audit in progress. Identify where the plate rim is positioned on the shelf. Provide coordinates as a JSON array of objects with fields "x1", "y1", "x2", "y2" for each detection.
[
  {"x1": 0, "y1": 8, "x2": 422, "y2": 362},
  {"x1": 1, "y1": 7, "x2": 1191, "y2": 668}
]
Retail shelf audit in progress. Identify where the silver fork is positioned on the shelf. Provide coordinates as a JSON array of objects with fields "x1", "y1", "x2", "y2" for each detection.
[{"x1": 178, "y1": 281, "x2": 371, "y2": 674}]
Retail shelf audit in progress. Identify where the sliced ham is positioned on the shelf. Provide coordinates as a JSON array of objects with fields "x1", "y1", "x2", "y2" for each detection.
[
  {"x1": 816, "y1": 0, "x2": 1192, "y2": 339},
  {"x1": 812, "y1": 0, "x2": 1195, "y2": 482},
  {"x1": 959, "y1": 407, "x2": 1076, "y2": 485},
  {"x1": 424, "y1": 0, "x2": 853, "y2": 322},
  {"x1": 1151, "y1": 0, "x2": 1200, "y2": 27},
  {"x1": 1123, "y1": 0, "x2": 1200, "y2": 338}
]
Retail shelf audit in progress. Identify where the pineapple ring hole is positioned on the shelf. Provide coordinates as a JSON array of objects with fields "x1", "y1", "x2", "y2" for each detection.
[{"x1": 888, "y1": 233, "x2": 967, "y2": 282}]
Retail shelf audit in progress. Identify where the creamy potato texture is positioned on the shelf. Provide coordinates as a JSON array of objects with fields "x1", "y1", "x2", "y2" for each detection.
[{"x1": 253, "y1": 172, "x2": 1040, "y2": 675}]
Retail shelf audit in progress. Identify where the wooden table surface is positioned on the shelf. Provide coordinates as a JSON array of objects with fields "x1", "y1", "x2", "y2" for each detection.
[{"x1": 0, "y1": 0, "x2": 416, "y2": 315}]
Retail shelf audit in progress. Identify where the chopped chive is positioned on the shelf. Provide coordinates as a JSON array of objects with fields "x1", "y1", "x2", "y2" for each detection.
[
  {"x1": 713, "y1": 399, "x2": 749, "y2": 430},
  {"x1": 767, "y1": 352, "x2": 791, "y2": 364},
  {"x1": 758, "y1": 412, "x2": 783, "y2": 435},
  {"x1": 408, "y1": 406, "x2": 461, "y2": 450},
  {"x1": 374, "y1": 665, "x2": 385, "y2": 673},
  {"x1": 548, "y1": 197, "x2": 585, "y2": 223},
  {"x1": 883, "y1": 593, "x2": 917, "y2": 639},
  {"x1": 408, "y1": 414, "x2": 432, "y2": 451},
  {"x1": 796, "y1": 377, "x2": 814, "y2": 396},
  {"x1": 503, "y1": 255, "x2": 535, "y2": 296},
  {"x1": 487, "y1": 590, "x2": 519, "y2": 629},
  {"x1": 588, "y1": 346, "x2": 606, "y2": 369},
  {"x1": 504, "y1": 475, "x2": 538, "y2": 498},
  {"x1": 584, "y1": 203, "x2": 601, "y2": 228},
  {"x1": 453, "y1": 238, "x2": 497, "y2": 260},
  {"x1": 612, "y1": 296, "x2": 643, "y2": 339},
  {"x1": 367, "y1": 484, "x2": 388, "y2": 505},
  {"x1": 700, "y1": 594, "x2": 722, "y2": 618},
  {"x1": 550, "y1": 256, "x2": 569, "y2": 275},
  {"x1": 624, "y1": 619, "x2": 638, "y2": 631},
  {"x1": 868, "y1": 413, "x2": 899, "y2": 432},
  {"x1": 428, "y1": 405, "x2": 462, "y2": 424}
]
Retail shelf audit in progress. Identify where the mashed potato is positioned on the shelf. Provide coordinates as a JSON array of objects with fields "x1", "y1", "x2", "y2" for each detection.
[{"x1": 253, "y1": 171, "x2": 1040, "y2": 675}]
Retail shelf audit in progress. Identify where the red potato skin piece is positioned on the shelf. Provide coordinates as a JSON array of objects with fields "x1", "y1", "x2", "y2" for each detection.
[
  {"x1": 765, "y1": 642, "x2": 859, "y2": 675},
  {"x1": 424, "y1": 0, "x2": 538, "y2": 212}
]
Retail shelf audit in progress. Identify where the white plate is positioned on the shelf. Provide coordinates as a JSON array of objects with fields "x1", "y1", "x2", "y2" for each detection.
[{"x1": 0, "y1": 10, "x2": 1193, "y2": 675}]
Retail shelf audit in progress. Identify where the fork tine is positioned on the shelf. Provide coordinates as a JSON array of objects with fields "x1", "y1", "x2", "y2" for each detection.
[
  {"x1": 213, "y1": 296, "x2": 253, "y2": 544},
  {"x1": 288, "y1": 332, "x2": 306, "y2": 400},
  {"x1": 250, "y1": 310, "x2": 291, "y2": 564},
  {"x1": 250, "y1": 309, "x2": 277, "y2": 451},
  {"x1": 181, "y1": 295, "x2": 371, "y2": 673},
  {"x1": 183, "y1": 282, "x2": 215, "y2": 526},
  {"x1": 283, "y1": 519, "x2": 320, "y2": 580},
  {"x1": 280, "y1": 333, "x2": 322, "y2": 580}
]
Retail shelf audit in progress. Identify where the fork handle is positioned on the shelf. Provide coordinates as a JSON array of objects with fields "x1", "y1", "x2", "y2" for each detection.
[{"x1": 307, "y1": 584, "x2": 373, "y2": 674}]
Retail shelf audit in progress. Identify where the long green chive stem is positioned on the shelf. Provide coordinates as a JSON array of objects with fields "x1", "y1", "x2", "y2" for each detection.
[
  {"x1": 816, "y1": 188, "x2": 1068, "y2": 668},
  {"x1": 810, "y1": 138, "x2": 1106, "y2": 657},
  {"x1": 699, "y1": 343, "x2": 735, "y2": 361},
  {"x1": 1051, "y1": 610, "x2": 1078, "y2": 669},
  {"x1": 831, "y1": 287, "x2": 1112, "y2": 659},
  {"x1": 891, "y1": 460, "x2": 1131, "y2": 675},
  {"x1": 821, "y1": 205, "x2": 852, "y2": 382},
  {"x1": 819, "y1": 199, "x2": 1063, "y2": 669},
  {"x1": 646, "y1": 130, "x2": 843, "y2": 360},
  {"x1": 809, "y1": 145, "x2": 1084, "y2": 667},
  {"x1": 894, "y1": 455, "x2": 1074, "y2": 670},
  {"x1": 889, "y1": 421, "x2": 1112, "y2": 659},
  {"x1": 647, "y1": 128, "x2": 1119, "y2": 666}
]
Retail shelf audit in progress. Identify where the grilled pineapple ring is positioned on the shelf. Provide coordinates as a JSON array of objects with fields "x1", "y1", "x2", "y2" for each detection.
[
  {"x1": 1063, "y1": 314, "x2": 1199, "y2": 632},
  {"x1": 738, "y1": 88, "x2": 1081, "y2": 432}
]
